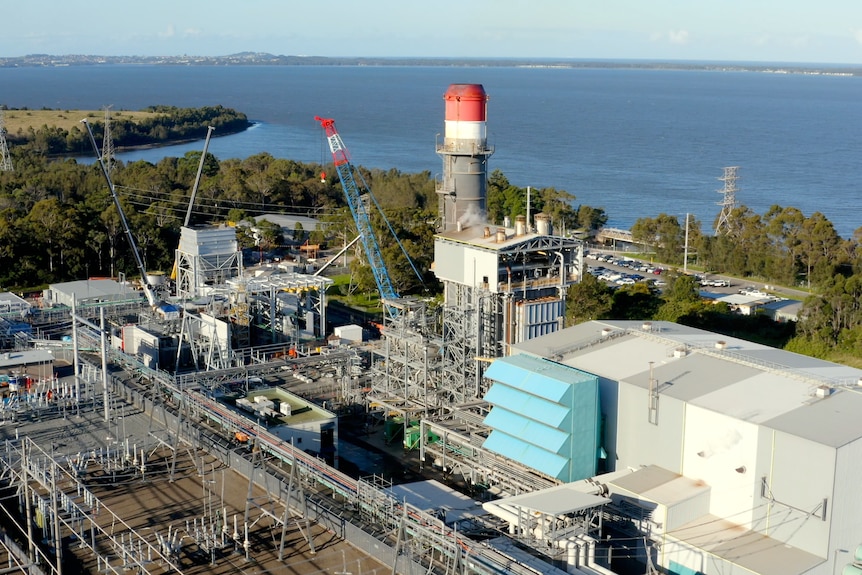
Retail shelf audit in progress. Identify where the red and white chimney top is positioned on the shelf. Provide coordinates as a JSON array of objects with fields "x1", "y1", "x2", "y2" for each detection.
[{"x1": 443, "y1": 83, "x2": 488, "y2": 142}]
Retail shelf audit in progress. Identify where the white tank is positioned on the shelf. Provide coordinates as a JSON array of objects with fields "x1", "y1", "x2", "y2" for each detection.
[
  {"x1": 535, "y1": 213, "x2": 552, "y2": 235},
  {"x1": 146, "y1": 271, "x2": 166, "y2": 287}
]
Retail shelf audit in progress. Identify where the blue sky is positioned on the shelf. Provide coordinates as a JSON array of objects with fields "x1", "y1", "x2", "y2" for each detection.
[{"x1": 6, "y1": 1, "x2": 862, "y2": 64}]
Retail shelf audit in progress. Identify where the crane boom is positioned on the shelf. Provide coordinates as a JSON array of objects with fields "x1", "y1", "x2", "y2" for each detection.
[
  {"x1": 81, "y1": 118, "x2": 158, "y2": 308},
  {"x1": 315, "y1": 116, "x2": 399, "y2": 309},
  {"x1": 184, "y1": 126, "x2": 215, "y2": 227}
]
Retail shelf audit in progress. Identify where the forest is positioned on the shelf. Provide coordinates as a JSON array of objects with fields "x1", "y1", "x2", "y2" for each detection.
[{"x1": 0, "y1": 121, "x2": 860, "y2": 365}]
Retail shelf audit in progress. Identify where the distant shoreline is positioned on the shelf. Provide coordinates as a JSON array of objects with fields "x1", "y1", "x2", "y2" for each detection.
[
  {"x1": 108, "y1": 123, "x2": 254, "y2": 154},
  {"x1": 2, "y1": 53, "x2": 861, "y2": 76}
]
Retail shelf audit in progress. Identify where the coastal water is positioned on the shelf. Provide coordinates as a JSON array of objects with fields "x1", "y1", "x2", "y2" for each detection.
[{"x1": 2, "y1": 64, "x2": 860, "y2": 238}]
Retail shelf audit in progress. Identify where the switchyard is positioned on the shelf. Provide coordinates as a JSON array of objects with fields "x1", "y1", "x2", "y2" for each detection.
[{"x1": 0, "y1": 393, "x2": 387, "y2": 575}]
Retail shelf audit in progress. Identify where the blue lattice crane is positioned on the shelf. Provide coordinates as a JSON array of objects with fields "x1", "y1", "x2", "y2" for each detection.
[{"x1": 315, "y1": 116, "x2": 424, "y2": 317}]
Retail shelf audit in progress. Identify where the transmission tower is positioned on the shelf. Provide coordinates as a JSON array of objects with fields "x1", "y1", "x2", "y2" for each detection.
[
  {"x1": 101, "y1": 105, "x2": 116, "y2": 172},
  {"x1": 714, "y1": 166, "x2": 739, "y2": 235},
  {"x1": 0, "y1": 110, "x2": 13, "y2": 172}
]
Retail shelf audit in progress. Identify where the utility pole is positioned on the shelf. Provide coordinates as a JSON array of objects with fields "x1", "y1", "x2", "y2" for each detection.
[{"x1": 683, "y1": 213, "x2": 690, "y2": 274}]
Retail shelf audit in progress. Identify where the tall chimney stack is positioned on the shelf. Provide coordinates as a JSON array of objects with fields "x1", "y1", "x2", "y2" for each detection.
[{"x1": 436, "y1": 84, "x2": 494, "y2": 232}]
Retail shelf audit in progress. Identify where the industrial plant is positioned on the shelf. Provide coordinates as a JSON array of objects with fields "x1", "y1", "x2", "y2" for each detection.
[{"x1": 0, "y1": 84, "x2": 860, "y2": 575}]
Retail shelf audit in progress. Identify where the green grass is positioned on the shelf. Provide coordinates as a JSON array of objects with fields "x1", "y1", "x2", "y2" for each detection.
[
  {"x1": 326, "y1": 274, "x2": 384, "y2": 314},
  {"x1": 3, "y1": 109, "x2": 162, "y2": 135}
]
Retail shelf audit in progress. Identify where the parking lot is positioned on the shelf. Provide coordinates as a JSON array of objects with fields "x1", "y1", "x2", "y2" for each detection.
[
  {"x1": 585, "y1": 251, "x2": 739, "y2": 295},
  {"x1": 586, "y1": 251, "x2": 667, "y2": 288}
]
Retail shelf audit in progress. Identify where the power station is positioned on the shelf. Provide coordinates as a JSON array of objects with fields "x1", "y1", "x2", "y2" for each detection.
[{"x1": 1, "y1": 83, "x2": 859, "y2": 575}]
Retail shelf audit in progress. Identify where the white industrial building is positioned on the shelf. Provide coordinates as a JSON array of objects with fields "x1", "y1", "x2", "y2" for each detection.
[
  {"x1": 230, "y1": 387, "x2": 337, "y2": 465},
  {"x1": 0, "y1": 292, "x2": 30, "y2": 315},
  {"x1": 175, "y1": 225, "x2": 243, "y2": 300},
  {"x1": 44, "y1": 279, "x2": 144, "y2": 308},
  {"x1": 511, "y1": 319, "x2": 862, "y2": 575}
]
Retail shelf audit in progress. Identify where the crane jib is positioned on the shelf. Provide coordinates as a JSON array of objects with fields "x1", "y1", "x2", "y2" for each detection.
[
  {"x1": 316, "y1": 115, "x2": 400, "y2": 315},
  {"x1": 325, "y1": 134, "x2": 350, "y2": 166}
]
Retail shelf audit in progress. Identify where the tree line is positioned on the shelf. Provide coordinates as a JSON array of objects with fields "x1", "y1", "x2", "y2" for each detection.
[
  {"x1": 589, "y1": 207, "x2": 862, "y2": 366},
  {"x1": 0, "y1": 134, "x2": 605, "y2": 293},
  {"x1": 4, "y1": 105, "x2": 251, "y2": 156},
  {"x1": 2, "y1": 127, "x2": 859, "y2": 364}
]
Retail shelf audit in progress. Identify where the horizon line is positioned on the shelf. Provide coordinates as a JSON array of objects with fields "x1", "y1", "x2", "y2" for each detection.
[{"x1": 2, "y1": 53, "x2": 861, "y2": 69}]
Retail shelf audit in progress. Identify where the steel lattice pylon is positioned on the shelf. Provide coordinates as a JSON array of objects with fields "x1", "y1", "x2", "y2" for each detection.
[
  {"x1": 101, "y1": 105, "x2": 115, "y2": 172},
  {"x1": 0, "y1": 111, "x2": 13, "y2": 171},
  {"x1": 715, "y1": 166, "x2": 740, "y2": 235}
]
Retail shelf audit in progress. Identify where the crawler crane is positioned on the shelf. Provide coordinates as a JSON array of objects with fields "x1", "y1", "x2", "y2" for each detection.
[
  {"x1": 82, "y1": 119, "x2": 179, "y2": 319},
  {"x1": 315, "y1": 116, "x2": 423, "y2": 318}
]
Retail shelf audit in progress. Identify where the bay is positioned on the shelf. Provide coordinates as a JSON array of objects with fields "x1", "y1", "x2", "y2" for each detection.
[{"x1": 2, "y1": 64, "x2": 860, "y2": 238}]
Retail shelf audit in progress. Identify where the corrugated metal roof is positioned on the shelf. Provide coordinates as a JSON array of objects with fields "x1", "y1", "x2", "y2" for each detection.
[
  {"x1": 0, "y1": 349, "x2": 54, "y2": 369},
  {"x1": 610, "y1": 465, "x2": 709, "y2": 508},
  {"x1": 512, "y1": 320, "x2": 862, "y2": 447},
  {"x1": 435, "y1": 227, "x2": 541, "y2": 251},
  {"x1": 0, "y1": 292, "x2": 29, "y2": 309},
  {"x1": 611, "y1": 465, "x2": 680, "y2": 494},
  {"x1": 687, "y1": 371, "x2": 811, "y2": 424},
  {"x1": 623, "y1": 354, "x2": 758, "y2": 401},
  {"x1": 667, "y1": 514, "x2": 823, "y2": 575},
  {"x1": 764, "y1": 387, "x2": 862, "y2": 447},
  {"x1": 387, "y1": 479, "x2": 484, "y2": 523},
  {"x1": 50, "y1": 279, "x2": 142, "y2": 300},
  {"x1": 488, "y1": 483, "x2": 611, "y2": 515}
]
